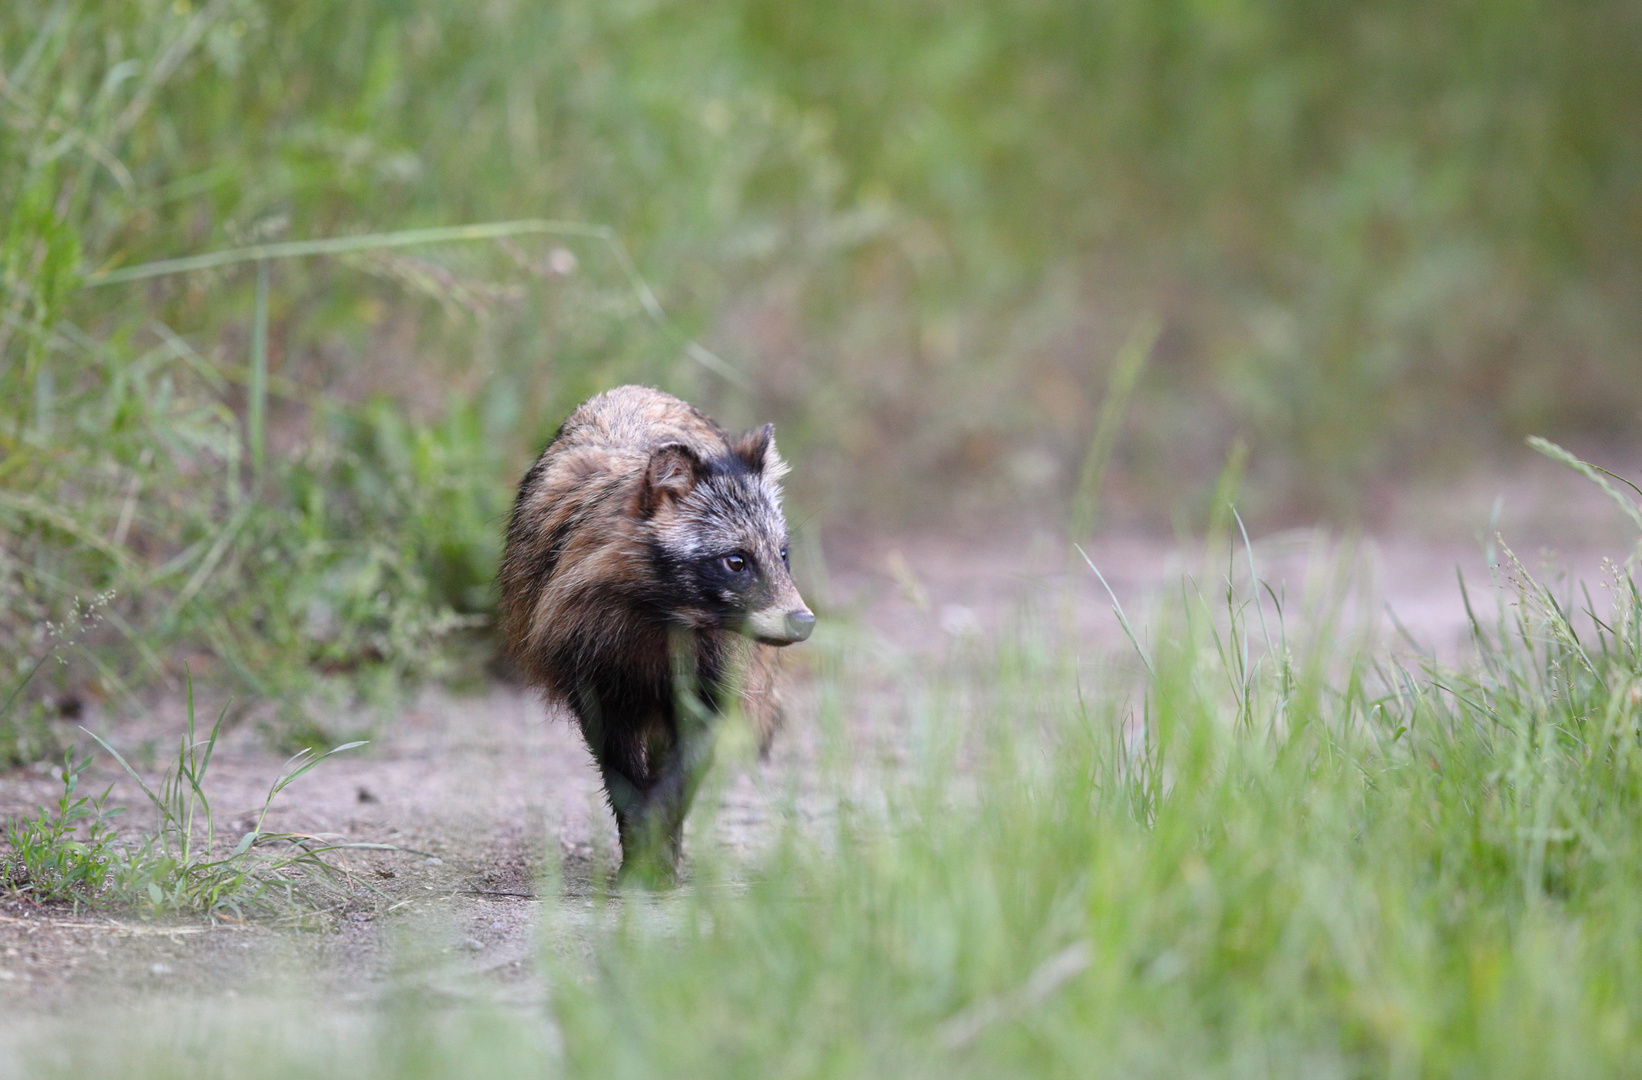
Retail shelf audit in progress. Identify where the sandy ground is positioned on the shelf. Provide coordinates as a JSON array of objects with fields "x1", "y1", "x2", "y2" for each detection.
[{"x1": 1, "y1": 459, "x2": 1638, "y2": 1025}]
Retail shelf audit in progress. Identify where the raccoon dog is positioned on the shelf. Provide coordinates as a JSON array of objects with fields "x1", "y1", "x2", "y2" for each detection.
[{"x1": 498, "y1": 385, "x2": 813, "y2": 881}]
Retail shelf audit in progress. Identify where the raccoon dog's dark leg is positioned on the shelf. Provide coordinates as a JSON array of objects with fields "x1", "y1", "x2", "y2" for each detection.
[
  {"x1": 597, "y1": 751, "x2": 648, "y2": 866},
  {"x1": 576, "y1": 695, "x2": 697, "y2": 884},
  {"x1": 572, "y1": 686, "x2": 652, "y2": 874},
  {"x1": 621, "y1": 633, "x2": 731, "y2": 881},
  {"x1": 629, "y1": 708, "x2": 717, "y2": 880}
]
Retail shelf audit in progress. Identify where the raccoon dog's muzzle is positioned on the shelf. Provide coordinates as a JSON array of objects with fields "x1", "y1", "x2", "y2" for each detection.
[
  {"x1": 745, "y1": 578, "x2": 816, "y2": 645},
  {"x1": 746, "y1": 606, "x2": 816, "y2": 645}
]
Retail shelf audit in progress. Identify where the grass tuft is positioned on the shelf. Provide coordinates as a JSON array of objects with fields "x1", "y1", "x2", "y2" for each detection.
[
  {"x1": 1, "y1": 750, "x2": 122, "y2": 909},
  {"x1": 2, "y1": 669, "x2": 380, "y2": 919},
  {"x1": 83, "y1": 671, "x2": 381, "y2": 918}
]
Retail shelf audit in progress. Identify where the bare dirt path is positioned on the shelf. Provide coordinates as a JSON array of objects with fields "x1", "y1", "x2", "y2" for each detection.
[
  {"x1": 0, "y1": 688, "x2": 580, "y2": 1011},
  {"x1": 2, "y1": 462, "x2": 1637, "y2": 1018}
]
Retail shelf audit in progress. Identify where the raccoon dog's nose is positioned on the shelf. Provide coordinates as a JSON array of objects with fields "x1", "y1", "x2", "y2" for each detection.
[{"x1": 785, "y1": 610, "x2": 816, "y2": 642}]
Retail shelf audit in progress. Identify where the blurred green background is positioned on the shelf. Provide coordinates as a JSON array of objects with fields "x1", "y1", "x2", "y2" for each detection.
[{"x1": 3, "y1": 0, "x2": 1639, "y2": 733}]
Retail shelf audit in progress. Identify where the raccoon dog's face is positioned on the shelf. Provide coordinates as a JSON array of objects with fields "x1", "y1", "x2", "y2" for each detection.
[{"x1": 640, "y1": 424, "x2": 814, "y2": 646}]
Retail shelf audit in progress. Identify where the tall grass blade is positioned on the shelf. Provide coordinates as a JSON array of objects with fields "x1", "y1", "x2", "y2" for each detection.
[
  {"x1": 81, "y1": 219, "x2": 745, "y2": 386},
  {"x1": 1528, "y1": 437, "x2": 1642, "y2": 535},
  {"x1": 1070, "y1": 314, "x2": 1158, "y2": 538},
  {"x1": 248, "y1": 258, "x2": 269, "y2": 483}
]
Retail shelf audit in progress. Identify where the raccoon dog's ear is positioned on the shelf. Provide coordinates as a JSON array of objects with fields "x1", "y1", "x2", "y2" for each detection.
[
  {"x1": 640, "y1": 443, "x2": 703, "y2": 514},
  {"x1": 734, "y1": 423, "x2": 789, "y2": 480}
]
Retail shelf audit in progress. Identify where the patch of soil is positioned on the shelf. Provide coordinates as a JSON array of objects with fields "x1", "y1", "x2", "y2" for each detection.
[{"x1": 0, "y1": 688, "x2": 589, "y2": 1011}]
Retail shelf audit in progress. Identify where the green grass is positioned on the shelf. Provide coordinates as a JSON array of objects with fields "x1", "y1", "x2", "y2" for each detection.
[
  {"x1": 2, "y1": 671, "x2": 377, "y2": 918},
  {"x1": 537, "y1": 468, "x2": 1642, "y2": 1078},
  {"x1": 1, "y1": 749, "x2": 121, "y2": 906},
  {"x1": 9, "y1": 449, "x2": 1642, "y2": 1077},
  {"x1": 85, "y1": 673, "x2": 380, "y2": 918}
]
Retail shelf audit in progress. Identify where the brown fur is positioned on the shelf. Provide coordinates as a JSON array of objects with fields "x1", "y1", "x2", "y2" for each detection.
[{"x1": 498, "y1": 385, "x2": 808, "y2": 879}]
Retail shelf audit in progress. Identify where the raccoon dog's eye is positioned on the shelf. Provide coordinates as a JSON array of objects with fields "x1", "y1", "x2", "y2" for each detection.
[
  {"x1": 722, "y1": 553, "x2": 748, "y2": 574},
  {"x1": 780, "y1": 545, "x2": 790, "y2": 567}
]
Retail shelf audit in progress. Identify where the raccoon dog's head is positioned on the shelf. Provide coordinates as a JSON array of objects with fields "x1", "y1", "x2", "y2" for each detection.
[{"x1": 639, "y1": 424, "x2": 814, "y2": 646}]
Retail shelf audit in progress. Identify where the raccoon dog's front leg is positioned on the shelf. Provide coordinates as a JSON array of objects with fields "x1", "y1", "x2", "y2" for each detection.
[
  {"x1": 580, "y1": 691, "x2": 718, "y2": 884},
  {"x1": 573, "y1": 693, "x2": 652, "y2": 873},
  {"x1": 623, "y1": 719, "x2": 717, "y2": 885}
]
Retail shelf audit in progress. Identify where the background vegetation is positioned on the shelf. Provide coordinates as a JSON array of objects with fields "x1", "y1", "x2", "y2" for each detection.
[{"x1": 3, "y1": 0, "x2": 1639, "y2": 726}]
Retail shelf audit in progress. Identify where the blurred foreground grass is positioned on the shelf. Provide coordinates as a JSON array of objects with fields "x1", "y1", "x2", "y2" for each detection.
[
  {"x1": 14, "y1": 454, "x2": 1642, "y2": 1078},
  {"x1": 3, "y1": 1, "x2": 1640, "y2": 735}
]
